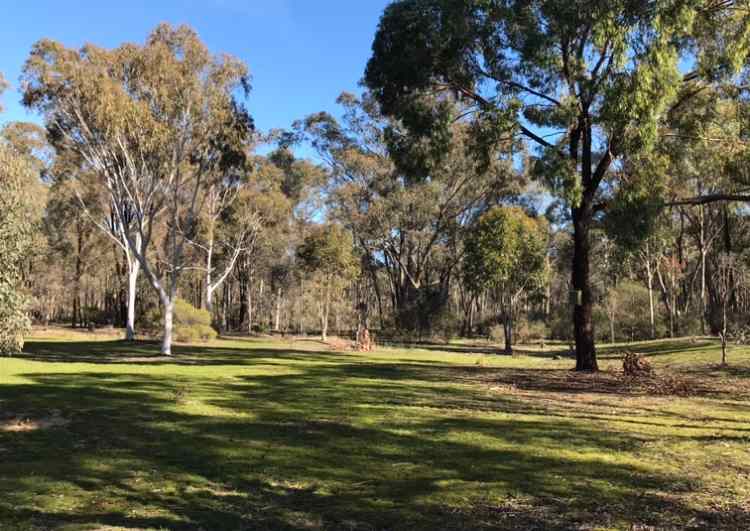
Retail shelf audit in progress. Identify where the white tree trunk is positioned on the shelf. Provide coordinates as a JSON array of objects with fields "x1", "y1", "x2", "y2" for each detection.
[
  {"x1": 205, "y1": 242, "x2": 214, "y2": 314},
  {"x1": 251, "y1": 277, "x2": 263, "y2": 334},
  {"x1": 125, "y1": 262, "x2": 139, "y2": 341},
  {"x1": 162, "y1": 298, "x2": 174, "y2": 356},
  {"x1": 274, "y1": 287, "x2": 282, "y2": 332}
]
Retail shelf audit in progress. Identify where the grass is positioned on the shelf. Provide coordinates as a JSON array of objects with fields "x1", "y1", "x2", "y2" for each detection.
[{"x1": 1, "y1": 329, "x2": 749, "y2": 530}]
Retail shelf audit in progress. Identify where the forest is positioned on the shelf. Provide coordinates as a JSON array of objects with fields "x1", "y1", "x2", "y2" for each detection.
[{"x1": 2, "y1": 2, "x2": 750, "y2": 530}]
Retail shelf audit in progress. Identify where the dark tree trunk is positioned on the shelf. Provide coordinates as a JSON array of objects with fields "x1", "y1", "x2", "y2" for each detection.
[{"x1": 572, "y1": 205, "x2": 598, "y2": 371}]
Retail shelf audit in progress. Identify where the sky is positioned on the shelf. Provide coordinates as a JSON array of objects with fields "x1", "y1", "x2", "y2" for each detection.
[{"x1": 0, "y1": 0, "x2": 391, "y2": 155}]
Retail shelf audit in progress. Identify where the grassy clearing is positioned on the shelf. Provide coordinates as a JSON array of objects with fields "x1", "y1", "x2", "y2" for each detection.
[{"x1": 1, "y1": 329, "x2": 749, "y2": 530}]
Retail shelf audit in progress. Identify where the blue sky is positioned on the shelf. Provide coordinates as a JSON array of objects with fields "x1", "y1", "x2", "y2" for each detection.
[{"x1": 0, "y1": 0, "x2": 391, "y2": 153}]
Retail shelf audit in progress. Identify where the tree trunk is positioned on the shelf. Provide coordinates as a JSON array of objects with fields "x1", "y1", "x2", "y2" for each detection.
[
  {"x1": 161, "y1": 298, "x2": 174, "y2": 356},
  {"x1": 247, "y1": 275, "x2": 254, "y2": 334},
  {"x1": 125, "y1": 262, "x2": 139, "y2": 341},
  {"x1": 647, "y1": 263, "x2": 655, "y2": 340},
  {"x1": 204, "y1": 242, "x2": 213, "y2": 313},
  {"x1": 572, "y1": 206, "x2": 598, "y2": 371},
  {"x1": 274, "y1": 287, "x2": 282, "y2": 332},
  {"x1": 321, "y1": 282, "x2": 331, "y2": 342},
  {"x1": 503, "y1": 316, "x2": 513, "y2": 355}
]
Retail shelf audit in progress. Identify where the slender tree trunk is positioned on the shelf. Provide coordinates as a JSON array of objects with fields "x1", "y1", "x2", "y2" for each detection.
[
  {"x1": 701, "y1": 249, "x2": 707, "y2": 336},
  {"x1": 220, "y1": 282, "x2": 229, "y2": 332},
  {"x1": 247, "y1": 283, "x2": 254, "y2": 334},
  {"x1": 274, "y1": 287, "x2": 282, "y2": 332},
  {"x1": 205, "y1": 242, "x2": 214, "y2": 313},
  {"x1": 647, "y1": 262, "x2": 655, "y2": 340},
  {"x1": 572, "y1": 206, "x2": 597, "y2": 371},
  {"x1": 125, "y1": 262, "x2": 139, "y2": 341},
  {"x1": 321, "y1": 282, "x2": 331, "y2": 342},
  {"x1": 161, "y1": 298, "x2": 174, "y2": 355},
  {"x1": 503, "y1": 316, "x2": 513, "y2": 355},
  {"x1": 73, "y1": 226, "x2": 83, "y2": 328}
]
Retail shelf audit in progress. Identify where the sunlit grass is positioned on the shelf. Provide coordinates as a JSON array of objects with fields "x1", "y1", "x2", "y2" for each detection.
[{"x1": 0, "y1": 328, "x2": 748, "y2": 530}]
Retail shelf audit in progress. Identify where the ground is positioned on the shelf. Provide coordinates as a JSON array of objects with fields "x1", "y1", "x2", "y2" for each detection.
[{"x1": 1, "y1": 329, "x2": 749, "y2": 530}]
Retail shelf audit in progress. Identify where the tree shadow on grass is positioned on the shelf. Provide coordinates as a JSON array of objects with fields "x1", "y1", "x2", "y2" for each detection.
[
  {"x1": 1, "y1": 359, "x2": 747, "y2": 530},
  {"x1": 20, "y1": 338, "x2": 361, "y2": 367}
]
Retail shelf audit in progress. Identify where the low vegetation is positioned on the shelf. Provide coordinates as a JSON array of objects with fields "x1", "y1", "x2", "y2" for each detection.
[{"x1": 1, "y1": 330, "x2": 749, "y2": 530}]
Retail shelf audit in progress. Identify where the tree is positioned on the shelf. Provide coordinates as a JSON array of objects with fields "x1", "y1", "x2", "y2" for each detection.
[
  {"x1": 301, "y1": 92, "x2": 517, "y2": 334},
  {"x1": 296, "y1": 224, "x2": 358, "y2": 341},
  {"x1": 365, "y1": 0, "x2": 748, "y2": 370},
  {"x1": 0, "y1": 130, "x2": 42, "y2": 353},
  {"x1": 23, "y1": 24, "x2": 253, "y2": 354},
  {"x1": 463, "y1": 207, "x2": 547, "y2": 354}
]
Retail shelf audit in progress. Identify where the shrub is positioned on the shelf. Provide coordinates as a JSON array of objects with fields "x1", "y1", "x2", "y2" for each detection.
[
  {"x1": 172, "y1": 299, "x2": 217, "y2": 343},
  {"x1": 430, "y1": 310, "x2": 460, "y2": 344},
  {"x1": 488, "y1": 323, "x2": 504, "y2": 343},
  {"x1": 549, "y1": 303, "x2": 574, "y2": 341},
  {"x1": 0, "y1": 287, "x2": 30, "y2": 354},
  {"x1": 515, "y1": 318, "x2": 548, "y2": 344},
  {"x1": 140, "y1": 299, "x2": 217, "y2": 343}
]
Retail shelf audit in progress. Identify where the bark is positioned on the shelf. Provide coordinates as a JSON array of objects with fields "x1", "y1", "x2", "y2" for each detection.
[
  {"x1": 646, "y1": 261, "x2": 656, "y2": 340},
  {"x1": 572, "y1": 205, "x2": 598, "y2": 371},
  {"x1": 205, "y1": 241, "x2": 214, "y2": 313},
  {"x1": 125, "y1": 262, "x2": 139, "y2": 341},
  {"x1": 246, "y1": 274, "x2": 254, "y2": 334},
  {"x1": 503, "y1": 316, "x2": 513, "y2": 355},
  {"x1": 274, "y1": 287, "x2": 282, "y2": 332},
  {"x1": 161, "y1": 298, "x2": 174, "y2": 356},
  {"x1": 73, "y1": 223, "x2": 83, "y2": 328},
  {"x1": 320, "y1": 281, "x2": 332, "y2": 342}
]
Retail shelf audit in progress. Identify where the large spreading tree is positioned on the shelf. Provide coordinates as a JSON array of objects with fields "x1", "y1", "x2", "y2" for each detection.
[
  {"x1": 365, "y1": 0, "x2": 749, "y2": 370},
  {"x1": 23, "y1": 24, "x2": 254, "y2": 354}
]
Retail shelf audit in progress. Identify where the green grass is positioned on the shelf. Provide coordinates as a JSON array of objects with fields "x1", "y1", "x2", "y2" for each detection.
[{"x1": 1, "y1": 330, "x2": 749, "y2": 530}]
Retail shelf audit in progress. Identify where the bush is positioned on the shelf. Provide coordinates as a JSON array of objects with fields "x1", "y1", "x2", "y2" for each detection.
[
  {"x1": 515, "y1": 318, "x2": 548, "y2": 344},
  {"x1": 430, "y1": 310, "x2": 460, "y2": 344},
  {"x1": 488, "y1": 323, "x2": 504, "y2": 343},
  {"x1": 0, "y1": 286, "x2": 30, "y2": 354},
  {"x1": 549, "y1": 303, "x2": 574, "y2": 341},
  {"x1": 140, "y1": 299, "x2": 217, "y2": 343}
]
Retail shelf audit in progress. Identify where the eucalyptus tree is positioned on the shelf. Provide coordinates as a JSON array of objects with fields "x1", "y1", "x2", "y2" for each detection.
[
  {"x1": 0, "y1": 122, "x2": 45, "y2": 353},
  {"x1": 365, "y1": 0, "x2": 749, "y2": 370},
  {"x1": 301, "y1": 92, "x2": 517, "y2": 333},
  {"x1": 463, "y1": 207, "x2": 548, "y2": 353},
  {"x1": 297, "y1": 224, "x2": 359, "y2": 341},
  {"x1": 23, "y1": 24, "x2": 253, "y2": 354}
]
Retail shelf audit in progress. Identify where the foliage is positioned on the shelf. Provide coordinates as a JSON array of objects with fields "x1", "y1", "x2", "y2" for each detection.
[
  {"x1": 464, "y1": 207, "x2": 547, "y2": 296},
  {"x1": 141, "y1": 299, "x2": 217, "y2": 343},
  {"x1": 296, "y1": 224, "x2": 358, "y2": 279},
  {"x1": 22, "y1": 23, "x2": 253, "y2": 355},
  {"x1": 365, "y1": 0, "x2": 750, "y2": 369},
  {"x1": 0, "y1": 140, "x2": 40, "y2": 353},
  {"x1": 299, "y1": 91, "x2": 518, "y2": 334},
  {"x1": 464, "y1": 206, "x2": 547, "y2": 351}
]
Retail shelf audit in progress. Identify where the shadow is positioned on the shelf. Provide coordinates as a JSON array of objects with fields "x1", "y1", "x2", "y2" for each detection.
[
  {"x1": 20, "y1": 338, "x2": 359, "y2": 367},
  {"x1": 1, "y1": 365, "x2": 746, "y2": 529}
]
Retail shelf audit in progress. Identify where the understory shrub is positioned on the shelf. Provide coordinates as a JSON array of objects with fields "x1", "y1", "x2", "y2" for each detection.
[
  {"x1": 487, "y1": 323, "x2": 504, "y2": 343},
  {"x1": 515, "y1": 318, "x2": 548, "y2": 344},
  {"x1": 140, "y1": 299, "x2": 217, "y2": 343}
]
